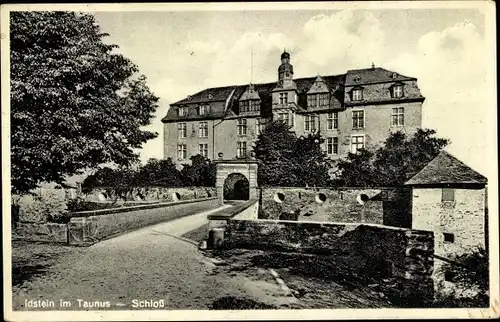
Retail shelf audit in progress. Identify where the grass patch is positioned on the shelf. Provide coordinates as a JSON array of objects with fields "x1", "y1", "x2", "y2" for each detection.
[{"x1": 181, "y1": 223, "x2": 209, "y2": 244}]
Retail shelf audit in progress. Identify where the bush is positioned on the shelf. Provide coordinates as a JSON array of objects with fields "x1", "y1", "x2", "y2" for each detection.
[
  {"x1": 434, "y1": 248, "x2": 489, "y2": 308},
  {"x1": 17, "y1": 183, "x2": 67, "y2": 223}
]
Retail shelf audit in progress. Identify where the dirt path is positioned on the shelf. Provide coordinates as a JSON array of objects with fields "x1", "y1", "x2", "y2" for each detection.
[{"x1": 12, "y1": 205, "x2": 285, "y2": 311}]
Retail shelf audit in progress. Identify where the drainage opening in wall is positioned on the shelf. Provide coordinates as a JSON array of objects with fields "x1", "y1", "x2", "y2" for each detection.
[
  {"x1": 172, "y1": 192, "x2": 181, "y2": 202},
  {"x1": 97, "y1": 193, "x2": 108, "y2": 201},
  {"x1": 274, "y1": 192, "x2": 285, "y2": 203},
  {"x1": 315, "y1": 193, "x2": 327, "y2": 204},
  {"x1": 356, "y1": 194, "x2": 369, "y2": 205}
]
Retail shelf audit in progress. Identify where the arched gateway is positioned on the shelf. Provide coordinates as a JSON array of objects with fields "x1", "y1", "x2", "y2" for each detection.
[{"x1": 215, "y1": 159, "x2": 258, "y2": 204}]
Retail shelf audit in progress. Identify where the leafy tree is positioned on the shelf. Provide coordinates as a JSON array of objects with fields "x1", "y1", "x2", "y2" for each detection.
[
  {"x1": 334, "y1": 129, "x2": 449, "y2": 187},
  {"x1": 136, "y1": 158, "x2": 183, "y2": 187},
  {"x1": 253, "y1": 121, "x2": 331, "y2": 187},
  {"x1": 181, "y1": 155, "x2": 216, "y2": 187},
  {"x1": 81, "y1": 166, "x2": 138, "y2": 192},
  {"x1": 334, "y1": 149, "x2": 377, "y2": 187},
  {"x1": 293, "y1": 133, "x2": 331, "y2": 187},
  {"x1": 10, "y1": 12, "x2": 159, "y2": 194}
]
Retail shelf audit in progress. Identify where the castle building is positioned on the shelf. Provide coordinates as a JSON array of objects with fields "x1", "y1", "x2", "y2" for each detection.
[{"x1": 162, "y1": 51, "x2": 425, "y2": 166}]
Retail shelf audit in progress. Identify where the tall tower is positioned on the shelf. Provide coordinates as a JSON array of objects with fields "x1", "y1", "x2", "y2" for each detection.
[{"x1": 278, "y1": 50, "x2": 294, "y2": 84}]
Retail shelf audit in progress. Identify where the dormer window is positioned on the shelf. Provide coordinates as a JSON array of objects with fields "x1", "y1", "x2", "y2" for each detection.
[
  {"x1": 198, "y1": 104, "x2": 209, "y2": 115},
  {"x1": 178, "y1": 106, "x2": 188, "y2": 117},
  {"x1": 307, "y1": 93, "x2": 329, "y2": 108},
  {"x1": 352, "y1": 88, "x2": 363, "y2": 101},
  {"x1": 240, "y1": 100, "x2": 260, "y2": 113},
  {"x1": 392, "y1": 85, "x2": 404, "y2": 98}
]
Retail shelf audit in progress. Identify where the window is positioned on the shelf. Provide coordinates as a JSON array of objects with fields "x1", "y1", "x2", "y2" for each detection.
[
  {"x1": 256, "y1": 120, "x2": 266, "y2": 135},
  {"x1": 178, "y1": 106, "x2": 188, "y2": 117},
  {"x1": 237, "y1": 119, "x2": 247, "y2": 136},
  {"x1": 392, "y1": 107, "x2": 405, "y2": 126},
  {"x1": 393, "y1": 85, "x2": 403, "y2": 98},
  {"x1": 307, "y1": 94, "x2": 329, "y2": 107},
  {"x1": 178, "y1": 123, "x2": 187, "y2": 138},
  {"x1": 237, "y1": 141, "x2": 247, "y2": 158},
  {"x1": 351, "y1": 135, "x2": 365, "y2": 153},
  {"x1": 327, "y1": 137, "x2": 338, "y2": 155},
  {"x1": 442, "y1": 188, "x2": 455, "y2": 202},
  {"x1": 307, "y1": 95, "x2": 317, "y2": 108},
  {"x1": 177, "y1": 144, "x2": 187, "y2": 160},
  {"x1": 198, "y1": 122, "x2": 208, "y2": 137},
  {"x1": 240, "y1": 100, "x2": 249, "y2": 112},
  {"x1": 327, "y1": 112, "x2": 338, "y2": 130},
  {"x1": 319, "y1": 93, "x2": 329, "y2": 106},
  {"x1": 352, "y1": 88, "x2": 363, "y2": 101},
  {"x1": 304, "y1": 115, "x2": 317, "y2": 132},
  {"x1": 198, "y1": 144, "x2": 208, "y2": 158},
  {"x1": 278, "y1": 111, "x2": 293, "y2": 126},
  {"x1": 279, "y1": 92, "x2": 288, "y2": 105},
  {"x1": 198, "y1": 105, "x2": 209, "y2": 115},
  {"x1": 444, "y1": 271, "x2": 455, "y2": 282},
  {"x1": 443, "y1": 233, "x2": 455, "y2": 243},
  {"x1": 250, "y1": 100, "x2": 259, "y2": 111},
  {"x1": 241, "y1": 100, "x2": 259, "y2": 113},
  {"x1": 352, "y1": 110, "x2": 364, "y2": 129}
]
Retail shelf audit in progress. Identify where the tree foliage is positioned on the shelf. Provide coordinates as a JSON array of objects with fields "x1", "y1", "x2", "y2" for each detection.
[
  {"x1": 81, "y1": 156, "x2": 216, "y2": 191},
  {"x1": 180, "y1": 155, "x2": 216, "y2": 187},
  {"x1": 334, "y1": 129, "x2": 449, "y2": 187},
  {"x1": 135, "y1": 158, "x2": 184, "y2": 187},
  {"x1": 10, "y1": 12, "x2": 159, "y2": 194},
  {"x1": 253, "y1": 121, "x2": 331, "y2": 187}
]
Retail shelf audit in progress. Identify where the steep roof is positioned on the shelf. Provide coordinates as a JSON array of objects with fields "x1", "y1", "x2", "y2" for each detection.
[
  {"x1": 307, "y1": 75, "x2": 331, "y2": 94},
  {"x1": 162, "y1": 66, "x2": 420, "y2": 122},
  {"x1": 173, "y1": 86, "x2": 237, "y2": 105},
  {"x1": 405, "y1": 151, "x2": 487, "y2": 186},
  {"x1": 170, "y1": 74, "x2": 344, "y2": 106},
  {"x1": 345, "y1": 67, "x2": 415, "y2": 86}
]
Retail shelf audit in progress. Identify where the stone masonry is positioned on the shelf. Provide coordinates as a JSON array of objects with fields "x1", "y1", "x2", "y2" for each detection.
[{"x1": 226, "y1": 219, "x2": 434, "y2": 307}]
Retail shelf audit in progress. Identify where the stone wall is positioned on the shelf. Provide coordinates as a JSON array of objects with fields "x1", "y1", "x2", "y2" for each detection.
[
  {"x1": 207, "y1": 200, "x2": 259, "y2": 231},
  {"x1": 82, "y1": 186, "x2": 217, "y2": 203},
  {"x1": 68, "y1": 197, "x2": 219, "y2": 246},
  {"x1": 259, "y1": 187, "x2": 411, "y2": 227},
  {"x1": 12, "y1": 222, "x2": 68, "y2": 244},
  {"x1": 226, "y1": 219, "x2": 434, "y2": 307}
]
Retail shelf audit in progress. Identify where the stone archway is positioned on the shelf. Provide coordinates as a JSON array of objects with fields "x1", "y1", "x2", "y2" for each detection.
[
  {"x1": 223, "y1": 173, "x2": 250, "y2": 201},
  {"x1": 215, "y1": 160, "x2": 258, "y2": 205}
]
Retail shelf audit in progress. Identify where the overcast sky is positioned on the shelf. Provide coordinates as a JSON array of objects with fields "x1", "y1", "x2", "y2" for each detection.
[{"x1": 93, "y1": 4, "x2": 495, "y2": 177}]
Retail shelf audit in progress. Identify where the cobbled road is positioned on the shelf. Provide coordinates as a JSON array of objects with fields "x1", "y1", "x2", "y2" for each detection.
[{"x1": 12, "y1": 205, "x2": 276, "y2": 311}]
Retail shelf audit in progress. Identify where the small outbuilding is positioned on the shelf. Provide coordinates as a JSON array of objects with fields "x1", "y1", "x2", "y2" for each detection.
[{"x1": 405, "y1": 150, "x2": 488, "y2": 257}]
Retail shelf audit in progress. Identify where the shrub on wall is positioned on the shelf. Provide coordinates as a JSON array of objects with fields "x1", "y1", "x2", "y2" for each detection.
[
  {"x1": 17, "y1": 183, "x2": 68, "y2": 223},
  {"x1": 434, "y1": 247, "x2": 489, "y2": 307}
]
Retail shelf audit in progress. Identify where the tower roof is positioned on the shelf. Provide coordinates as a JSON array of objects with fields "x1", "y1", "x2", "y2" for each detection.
[
  {"x1": 281, "y1": 50, "x2": 290, "y2": 59},
  {"x1": 405, "y1": 150, "x2": 487, "y2": 186}
]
